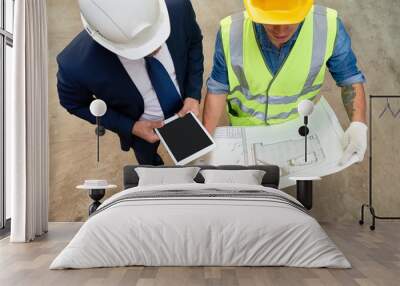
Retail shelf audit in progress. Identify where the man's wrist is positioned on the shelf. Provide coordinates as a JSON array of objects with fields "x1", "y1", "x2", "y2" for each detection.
[
  {"x1": 341, "y1": 83, "x2": 366, "y2": 123},
  {"x1": 184, "y1": 95, "x2": 201, "y2": 103},
  {"x1": 204, "y1": 123, "x2": 215, "y2": 135},
  {"x1": 131, "y1": 121, "x2": 138, "y2": 135}
]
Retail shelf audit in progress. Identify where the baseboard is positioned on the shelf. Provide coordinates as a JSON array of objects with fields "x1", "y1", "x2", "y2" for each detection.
[{"x1": 0, "y1": 218, "x2": 11, "y2": 239}]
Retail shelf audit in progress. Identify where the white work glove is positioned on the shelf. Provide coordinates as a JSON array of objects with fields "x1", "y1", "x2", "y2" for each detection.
[{"x1": 339, "y1": 122, "x2": 368, "y2": 165}]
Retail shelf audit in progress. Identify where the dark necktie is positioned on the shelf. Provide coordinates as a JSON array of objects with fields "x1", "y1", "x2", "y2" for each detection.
[{"x1": 145, "y1": 56, "x2": 183, "y2": 119}]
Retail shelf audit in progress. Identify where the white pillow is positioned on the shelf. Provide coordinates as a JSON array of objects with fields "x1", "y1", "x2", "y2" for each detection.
[
  {"x1": 135, "y1": 167, "x2": 201, "y2": 186},
  {"x1": 200, "y1": 169, "x2": 266, "y2": 185}
]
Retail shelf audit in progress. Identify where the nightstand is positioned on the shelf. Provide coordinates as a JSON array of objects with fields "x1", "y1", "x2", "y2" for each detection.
[
  {"x1": 289, "y1": 177, "x2": 321, "y2": 210},
  {"x1": 77, "y1": 181, "x2": 117, "y2": 215}
]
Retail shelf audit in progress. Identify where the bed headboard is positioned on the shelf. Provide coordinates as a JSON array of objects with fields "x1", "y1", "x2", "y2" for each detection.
[{"x1": 123, "y1": 165, "x2": 280, "y2": 189}]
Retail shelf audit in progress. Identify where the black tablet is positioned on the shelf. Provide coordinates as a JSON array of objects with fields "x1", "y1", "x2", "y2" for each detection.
[{"x1": 155, "y1": 112, "x2": 216, "y2": 165}]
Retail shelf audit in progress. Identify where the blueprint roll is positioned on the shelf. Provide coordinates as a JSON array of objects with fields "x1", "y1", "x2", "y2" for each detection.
[{"x1": 205, "y1": 98, "x2": 358, "y2": 188}]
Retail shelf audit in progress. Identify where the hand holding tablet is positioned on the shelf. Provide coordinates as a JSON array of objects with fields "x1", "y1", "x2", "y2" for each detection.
[{"x1": 155, "y1": 112, "x2": 216, "y2": 165}]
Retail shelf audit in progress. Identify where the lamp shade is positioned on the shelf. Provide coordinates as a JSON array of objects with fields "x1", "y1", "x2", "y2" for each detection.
[
  {"x1": 298, "y1": 99, "x2": 314, "y2": 117},
  {"x1": 90, "y1": 99, "x2": 107, "y2": 117}
]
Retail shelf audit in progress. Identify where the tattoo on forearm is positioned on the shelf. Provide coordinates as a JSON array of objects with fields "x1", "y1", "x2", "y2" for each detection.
[{"x1": 341, "y1": 85, "x2": 357, "y2": 120}]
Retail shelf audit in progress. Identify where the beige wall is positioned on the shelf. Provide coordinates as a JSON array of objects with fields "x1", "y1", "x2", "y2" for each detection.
[{"x1": 47, "y1": 0, "x2": 400, "y2": 222}]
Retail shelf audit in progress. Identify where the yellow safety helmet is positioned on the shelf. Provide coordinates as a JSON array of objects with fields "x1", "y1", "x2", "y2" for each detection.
[{"x1": 244, "y1": 0, "x2": 314, "y2": 25}]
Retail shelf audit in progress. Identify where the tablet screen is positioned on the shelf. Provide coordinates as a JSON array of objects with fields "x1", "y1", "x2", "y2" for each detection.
[{"x1": 157, "y1": 113, "x2": 214, "y2": 162}]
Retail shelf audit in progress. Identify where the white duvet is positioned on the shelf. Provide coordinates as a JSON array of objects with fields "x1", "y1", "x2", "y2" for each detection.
[{"x1": 50, "y1": 183, "x2": 351, "y2": 269}]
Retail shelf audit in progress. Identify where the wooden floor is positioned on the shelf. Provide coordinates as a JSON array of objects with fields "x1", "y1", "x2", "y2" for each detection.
[{"x1": 0, "y1": 222, "x2": 399, "y2": 286}]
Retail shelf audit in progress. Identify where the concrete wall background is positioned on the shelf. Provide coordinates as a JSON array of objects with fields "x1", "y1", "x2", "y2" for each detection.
[{"x1": 47, "y1": 0, "x2": 400, "y2": 222}]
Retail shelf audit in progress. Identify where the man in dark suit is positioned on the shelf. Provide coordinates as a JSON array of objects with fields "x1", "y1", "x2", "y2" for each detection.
[{"x1": 57, "y1": 0, "x2": 204, "y2": 165}]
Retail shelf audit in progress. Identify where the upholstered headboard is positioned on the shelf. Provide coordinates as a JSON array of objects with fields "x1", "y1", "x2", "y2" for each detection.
[{"x1": 123, "y1": 165, "x2": 280, "y2": 189}]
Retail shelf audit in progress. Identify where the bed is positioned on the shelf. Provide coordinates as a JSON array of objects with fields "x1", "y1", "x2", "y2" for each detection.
[{"x1": 50, "y1": 165, "x2": 350, "y2": 269}]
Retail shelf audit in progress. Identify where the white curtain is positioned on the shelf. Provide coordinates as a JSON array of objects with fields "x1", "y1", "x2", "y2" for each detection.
[{"x1": 7, "y1": 0, "x2": 49, "y2": 242}]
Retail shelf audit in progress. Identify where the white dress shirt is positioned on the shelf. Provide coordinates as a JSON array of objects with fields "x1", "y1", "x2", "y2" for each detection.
[{"x1": 118, "y1": 44, "x2": 181, "y2": 121}]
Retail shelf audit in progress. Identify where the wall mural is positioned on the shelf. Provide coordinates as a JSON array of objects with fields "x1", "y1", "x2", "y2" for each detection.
[{"x1": 47, "y1": 0, "x2": 399, "y2": 223}]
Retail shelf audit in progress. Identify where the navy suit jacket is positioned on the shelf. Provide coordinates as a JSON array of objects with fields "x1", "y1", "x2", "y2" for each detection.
[{"x1": 57, "y1": 0, "x2": 204, "y2": 152}]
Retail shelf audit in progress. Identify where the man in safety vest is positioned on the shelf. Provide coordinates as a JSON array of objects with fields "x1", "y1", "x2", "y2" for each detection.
[{"x1": 202, "y1": 0, "x2": 367, "y2": 165}]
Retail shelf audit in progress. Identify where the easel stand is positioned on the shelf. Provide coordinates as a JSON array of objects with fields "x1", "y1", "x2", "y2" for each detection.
[{"x1": 359, "y1": 95, "x2": 400, "y2": 230}]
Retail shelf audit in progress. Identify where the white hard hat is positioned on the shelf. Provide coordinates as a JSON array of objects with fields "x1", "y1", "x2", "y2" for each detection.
[{"x1": 79, "y1": 0, "x2": 171, "y2": 60}]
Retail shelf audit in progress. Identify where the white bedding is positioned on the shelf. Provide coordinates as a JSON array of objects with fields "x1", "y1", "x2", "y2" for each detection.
[{"x1": 50, "y1": 183, "x2": 351, "y2": 269}]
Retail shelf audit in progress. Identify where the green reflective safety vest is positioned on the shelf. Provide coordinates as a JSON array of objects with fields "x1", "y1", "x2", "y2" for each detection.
[{"x1": 220, "y1": 5, "x2": 338, "y2": 126}]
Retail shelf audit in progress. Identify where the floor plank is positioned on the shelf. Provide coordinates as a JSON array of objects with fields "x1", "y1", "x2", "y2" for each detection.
[{"x1": 0, "y1": 222, "x2": 399, "y2": 286}]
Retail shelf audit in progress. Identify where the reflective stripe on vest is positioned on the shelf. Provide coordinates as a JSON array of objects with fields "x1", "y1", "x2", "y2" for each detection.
[{"x1": 220, "y1": 5, "x2": 338, "y2": 126}]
